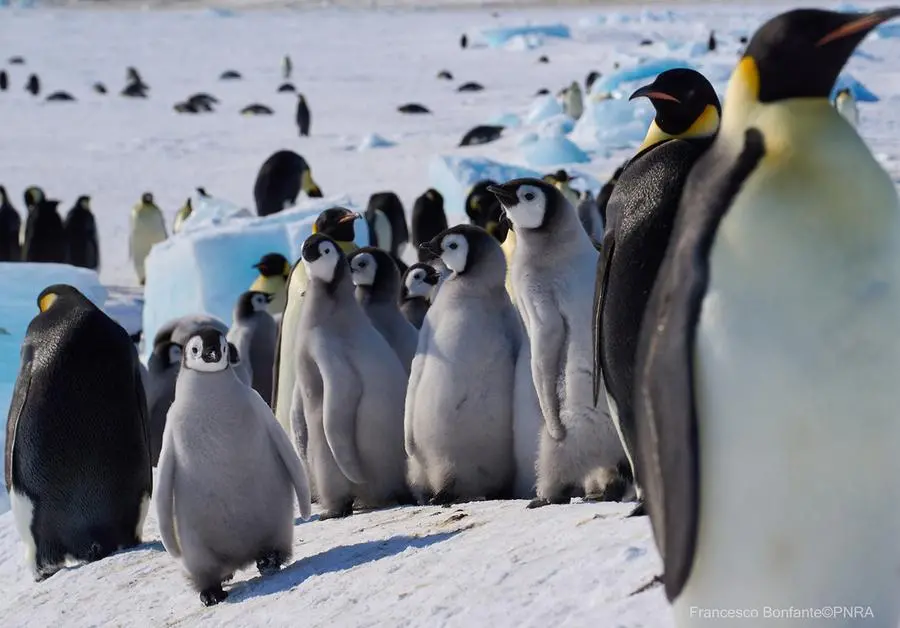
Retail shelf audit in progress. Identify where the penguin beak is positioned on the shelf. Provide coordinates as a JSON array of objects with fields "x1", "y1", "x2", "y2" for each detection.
[
  {"x1": 337, "y1": 212, "x2": 362, "y2": 225},
  {"x1": 816, "y1": 8, "x2": 900, "y2": 46},
  {"x1": 487, "y1": 184, "x2": 518, "y2": 208},
  {"x1": 629, "y1": 85, "x2": 681, "y2": 103},
  {"x1": 263, "y1": 293, "x2": 274, "y2": 303},
  {"x1": 201, "y1": 346, "x2": 221, "y2": 363},
  {"x1": 419, "y1": 240, "x2": 441, "y2": 257}
]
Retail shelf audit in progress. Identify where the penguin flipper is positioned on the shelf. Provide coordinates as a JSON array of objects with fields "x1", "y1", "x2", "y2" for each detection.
[
  {"x1": 309, "y1": 334, "x2": 366, "y2": 484},
  {"x1": 403, "y1": 320, "x2": 430, "y2": 457},
  {"x1": 247, "y1": 388, "x2": 311, "y2": 519},
  {"x1": 634, "y1": 128, "x2": 765, "y2": 602},
  {"x1": 5, "y1": 344, "x2": 33, "y2": 491},
  {"x1": 288, "y1": 379, "x2": 306, "y2": 454},
  {"x1": 529, "y1": 302, "x2": 566, "y2": 441},
  {"x1": 155, "y1": 426, "x2": 180, "y2": 557},
  {"x1": 592, "y1": 228, "x2": 616, "y2": 408}
]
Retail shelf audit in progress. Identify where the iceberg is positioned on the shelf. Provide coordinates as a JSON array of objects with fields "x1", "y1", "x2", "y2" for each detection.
[
  {"x1": 591, "y1": 58, "x2": 695, "y2": 95},
  {"x1": 520, "y1": 136, "x2": 590, "y2": 168},
  {"x1": 357, "y1": 133, "x2": 396, "y2": 151},
  {"x1": 428, "y1": 156, "x2": 542, "y2": 221},
  {"x1": 525, "y1": 95, "x2": 564, "y2": 125},
  {"x1": 832, "y1": 73, "x2": 879, "y2": 102},
  {"x1": 142, "y1": 196, "x2": 368, "y2": 362},
  {"x1": 487, "y1": 112, "x2": 522, "y2": 128},
  {"x1": 503, "y1": 34, "x2": 544, "y2": 51},
  {"x1": 570, "y1": 97, "x2": 653, "y2": 152},
  {"x1": 480, "y1": 24, "x2": 571, "y2": 48}
]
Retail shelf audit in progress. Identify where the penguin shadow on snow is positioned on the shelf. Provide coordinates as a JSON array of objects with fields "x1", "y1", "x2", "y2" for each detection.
[{"x1": 226, "y1": 531, "x2": 461, "y2": 603}]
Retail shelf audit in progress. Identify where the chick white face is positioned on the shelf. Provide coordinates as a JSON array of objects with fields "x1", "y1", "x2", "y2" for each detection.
[
  {"x1": 183, "y1": 334, "x2": 229, "y2": 373},
  {"x1": 303, "y1": 239, "x2": 340, "y2": 283},
  {"x1": 251, "y1": 292, "x2": 270, "y2": 312},
  {"x1": 349, "y1": 252, "x2": 377, "y2": 287},
  {"x1": 167, "y1": 344, "x2": 183, "y2": 367},
  {"x1": 501, "y1": 184, "x2": 547, "y2": 231},
  {"x1": 439, "y1": 233, "x2": 469, "y2": 274},
  {"x1": 405, "y1": 268, "x2": 433, "y2": 299}
]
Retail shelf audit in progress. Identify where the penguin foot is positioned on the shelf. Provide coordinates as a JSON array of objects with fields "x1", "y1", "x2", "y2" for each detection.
[
  {"x1": 319, "y1": 504, "x2": 353, "y2": 520},
  {"x1": 630, "y1": 574, "x2": 663, "y2": 596},
  {"x1": 584, "y1": 477, "x2": 627, "y2": 503},
  {"x1": 428, "y1": 491, "x2": 456, "y2": 506},
  {"x1": 626, "y1": 502, "x2": 646, "y2": 518},
  {"x1": 199, "y1": 586, "x2": 228, "y2": 607},
  {"x1": 256, "y1": 551, "x2": 287, "y2": 576},
  {"x1": 526, "y1": 496, "x2": 570, "y2": 509}
]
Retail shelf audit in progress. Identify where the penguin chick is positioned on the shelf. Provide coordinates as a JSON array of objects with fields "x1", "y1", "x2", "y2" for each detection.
[
  {"x1": 593, "y1": 68, "x2": 720, "y2": 515},
  {"x1": 250, "y1": 252, "x2": 291, "y2": 316},
  {"x1": 294, "y1": 234, "x2": 410, "y2": 518},
  {"x1": 406, "y1": 225, "x2": 520, "y2": 504},
  {"x1": 489, "y1": 179, "x2": 627, "y2": 508},
  {"x1": 63, "y1": 195, "x2": 100, "y2": 270},
  {"x1": 173, "y1": 198, "x2": 192, "y2": 234},
  {"x1": 156, "y1": 328, "x2": 311, "y2": 607},
  {"x1": 635, "y1": 8, "x2": 900, "y2": 622},
  {"x1": 6, "y1": 285, "x2": 152, "y2": 580},
  {"x1": 227, "y1": 291, "x2": 278, "y2": 403},
  {"x1": 562, "y1": 81, "x2": 584, "y2": 120},
  {"x1": 146, "y1": 341, "x2": 182, "y2": 466},
  {"x1": 130, "y1": 192, "x2": 167, "y2": 286},
  {"x1": 296, "y1": 94, "x2": 310, "y2": 137},
  {"x1": 23, "y1": 199, "x2": 65, "y2": 263},
  {"x1": 399, "y1": 262, "x2": 440, "y2": 329},
  {"x1": 347, "y1": 247, "x2": 418, "y2": 373},
  {"x1": 576, "y1": 190, "x2": 603, "y2": 245},
  {"x1": 0, "y1": 185, "x2": 22, "y2": 261}
]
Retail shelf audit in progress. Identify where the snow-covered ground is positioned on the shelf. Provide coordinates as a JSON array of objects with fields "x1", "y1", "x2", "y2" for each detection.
[{"x1": 2, "y1": 2, "x2": 900, "y2": 625}]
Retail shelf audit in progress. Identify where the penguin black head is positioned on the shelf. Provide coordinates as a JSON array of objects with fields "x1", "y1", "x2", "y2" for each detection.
[
  {"x1": 630, "y1": 69, "x2": 721, "y2": 146},
  {"x1": 24, "y1": 186, "x2": 44, "y2": 208},
  {"x1": 141, "y1": 192, "x2": 154, "y2": 204},
  {"x1": 740, "y1": 8, "x2": 900, "y2": 103},
  {"x1": 235, "y1": 290, "x2": 273, "y2": 320},
  {"x1": 36, "y1": 284, "x2": 90, "y2": 313},
  {"x1": 347, "y1": 247, "x2": 399, "y2": 293},
  {"x1": 253, "y1": 252, "x2": 290, "y2": 278},
  {"x1": 196, "y1": 187, "x2": 209, "y2": 197},
  {"x1": 545, "y1": 169, "x2": 576, "y2": 184},
  {"x1": 76, "y1": 195, "x2": 91, "y2": 210},
  {"x1": 152, "y1": 341, "x2": 183, "y2": 370},
  {"x1": 420, "y1": 224, "x2": 498, "y2": 276},
  {"x1": 183, "y1": 327, "x2": 230, "y2": 373},
  {"x1": 302, "y1": 233, "x2": 348, "y2": 288},
  {"x1": 312, "y1": 207, "x2": 361, "y2": 243},
  {"x1": 402, "y1": 262, "x2": 440, "y2": 300},
  {"x1": 0, "y1": 186, "x2": 7, "y2": 203},
  {"x1": 487, "y1": 178, "x2": 567, "y2": 232}
]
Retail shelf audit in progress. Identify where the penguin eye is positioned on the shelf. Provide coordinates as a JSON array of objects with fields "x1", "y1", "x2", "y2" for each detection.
[
  {"x1": 449, "y1": 243, "x2": 458, "y2": 250},
  {"x1": 191, "y1": 346, "x2": 199, "y2": 355},
  {"x1": 359, "y1": 261, "x2": 367, "y2": 268},
  {"x1": 524, "y1": 192, "x2": 535, "y2": 201}
]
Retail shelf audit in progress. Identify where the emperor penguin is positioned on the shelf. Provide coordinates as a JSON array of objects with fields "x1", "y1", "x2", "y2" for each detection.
[
  {"x1": 296, "y1": 94, "x2": 311, "y2": 137},
  {"x1": 5, "y1": 285, "x2": 152, "y2": 580},
  {"x1": 253, "y1": 150, "x2": 323, "y2": 217},
  {"x1": 591, "y1": 68, "x2": 721, "y2": 515},
  {"x1": 19, "y1": 186, "x2": 44, "y2": 246},
  {"x1": 282, "y1": 54, "x2": 292, "y2": 80},
  {"x1": 411, "y1": 189, "x2": 448, "y2": 255},
  {"x1": 833, "y1": 86, "x2": 858, "y2": 128},
  {"x1": 130, "y1": 192, "x2": 167, "y2": 286},
  {"x1": 64, "y1": 195, "x2": 100, "y2": 270},
  {"x1": 575, "y1": 190, "x2": 603, "y2": 244},
  {"x1": 596, "y1": 163, "x2": 626, "y2": 230},
  {"x1": 489, "y1": 180, "x2": 627, "y2": 507},
  {"x1": 542, "y1": 170, "x2": 580, "y2": 207},
  {"x1": 407, "y1": 225, "x2": 520, "y2": 503},
  {"x1": 365, "y1": 192, "x2": 409, "y2": 260},
  {"x1": 399, "y1": 262, "x2": 440, "y2": 329},
  {"x1": 22, "y1": 199, "x2": 66, "y2": 263},
  {"x1": 465, "y1": 180, "x2": 504, "y2": 239},
  {"x1": 347, "y1": 247, "x2": 418, "y2": 373},
  {"x1": 294, "y1": 234, "x2": 410, "y2": 518},
  {"x1": 250, "y1": 252, "x2": 291, "y2": 316},
  {"x1": 272, "y1": 208, "x2": 361, "y2": 442},
  {"x1": 173, "y1": 197, "x2": 192, "y2": 234},
  {"x1": 0, "y1": 185, "x2": 22, "y2": 261},
  {"x1": 156, "y1": 328, "x2": 311, "y2": 606},
  {"x1": 562, "y1": 80, "x2": 584, "y2": 120},
  {"x1": 227, "y1": 290, "x2": 278, "y2": 403},
  {"x1": 146, "y1": 339, "x2": 182, "y2": 466},
  {"x1": 633, "y1": 8, "x2": 900, "y2": 626}
]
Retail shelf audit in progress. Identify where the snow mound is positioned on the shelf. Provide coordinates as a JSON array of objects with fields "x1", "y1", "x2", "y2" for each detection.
[
  {"x1": 503, "y1": 33, "x2": 544, "y2": 51},
  {"x1": 591, "y1": 58, "x2": 694, "y2": 95},
  {"x1": 577, "y1": 15, "x2": 607, "y2": 27},
  {"x1": 181, "y1": 194, "x2": 253, "y2": 233},
  {"x1": 142, "y1": 196, "x2": 368, "y2": 361},
  {"x1": 832, "y1": 73, "x2": 880, "y2": 103},
  {"x1": 537, "y1": 114, "x2": 575, "y2": 137},
  {"x1": 520, "y1": 135, "x2": 590, "y2": 167},
  {"x1": 480, "y1": 24, "x2": 571, "y2": 48},
  {"x1": 876, "y1": 23, "x2": 900, "y2": 39},
  {"x1": 570, "y1": 97, "x2": 653, "y2": 152},
  {"x1": 0, "y1": 263, "x2": 107, "y2": 514},
  {"x1": 428, "y1": 156, "x2": 542, "y2": 221},
  {"x1": 525, "y1": 95, "x2": 564, "y2": 125},
  {"x1": 665, "y1": 41, "x2": 709, "y2": 58},
  {"x1": 487, "y1": 112, "x2": 522, "y2": 128},
  {"x1": 357, "y1": 133, "x2": 396, "y2": 151}
]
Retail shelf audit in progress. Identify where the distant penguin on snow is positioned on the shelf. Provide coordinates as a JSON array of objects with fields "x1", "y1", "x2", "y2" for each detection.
[
  {"x1": 407, "y1": 225, "x2": 521, "y2": 504},
  {"x1": 64, "y1": 195, "x2": 100, "y2": 270},
  {"x1": 294, "y1": 234, "x2": 411, "y2": 518},
  {"x1": 490, "y1": 179, "x2": 628, "y2": 507},
  {"x1": 6, "y1": 285, "x2": 152, "y2": 581},
  {"x1": 23, "y1": 199, "x2": 65, "y2": 263},
  {"x1": 25, "y1": 74, "x2": 39, "y2": 96},
  {"x1": 296, "y1": 94, "x2": 311, "y2": 136},
  {"x1": 0, "y1": 70, "x2": 8, "y2": 91},
  {"x1": 348, "y1": 247, "x2": 419, "y2": 373},
  {"x1": 834, "y1": 86, "x2": 858, "y2": 128},
  {"x1": 227, "y1": 291, "x2": 278, "y2": 404},
  {"x1": 253, "y1": 150, "x2": 323, "y2": 217},
  {"x1": 156, "y1": 328, "x2": 311, "y2": 606},
  {"x1": 365, "y1": 191, "x2": 409, "y2": 260},
  {"x1": 411, "y1": 188, "x2": 448, "y2": 257},
  {"x1": 0, "y1": 185, "x2": 21, "y2": 261},
  {"x1": 399, "y1": 262, "x2": 440, "y2": 329},
  {"x1": 130, "y1": 192, "x2": 167, "y2": 286}
]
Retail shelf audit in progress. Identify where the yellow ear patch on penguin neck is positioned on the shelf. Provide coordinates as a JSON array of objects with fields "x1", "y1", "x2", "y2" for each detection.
[
  {"x1": 283, "y1": 261, "x2": 291, "y2": 276},
  {"x1": 39, "y1": 293, "x2": 57, "y2": 312},
  {"x1": 311, "y1": 223, "x2": 319, "y2": 235}
]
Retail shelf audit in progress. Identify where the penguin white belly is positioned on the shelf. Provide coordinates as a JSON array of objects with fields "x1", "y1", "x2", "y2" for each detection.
[
  {"x1": 131, "y1": 212, "x2": 167, "y2": 282},
  {"x1": 274, "y1": 268, "x2": 308, "y2": 437},
  {"x1": 10, "y1": 489, "x2": 38, "y2": 579},
  {"x1": 675, "y1": 144, "x2": 900, "y2": 627}
]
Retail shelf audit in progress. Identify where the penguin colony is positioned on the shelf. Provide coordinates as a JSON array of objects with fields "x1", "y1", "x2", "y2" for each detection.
[{"x1": 4, "y1": 8, "x2": 900, "y2": 626}]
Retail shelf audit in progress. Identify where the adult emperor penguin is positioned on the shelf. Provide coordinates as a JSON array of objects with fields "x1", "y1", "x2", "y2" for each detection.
[
  {"x1": 250, "y1": 252, "x2": 291, "y2": 316},
  {"x1": 411, "y1": 189, "x2": 448, "y2": 256},
  {"x1": 399, "y1": 262, "x2": 440, "y2": 329},
  {"x1": 253, "y1": 150, "x2": 323, "y2": 217},
  {"x1": 576, "y1": 190, "x2": 603, "y2": 244},
  {"x1": 347, "y1": 247, "x2": 418, "y2": 373},
  {"x1": 633, "y1": 8, "x2": 900, "y2": 626},
  {"x1": 173, "y1": 197, "x2": 192, "y2": 234},
  {"x1": 6, "y1": 285, "x2": 152, "y2": 580},
  {"x1": 130, "y1": 192, "x2": 167, "y2": 286},
  {"x1": 272, "y1": 208, "x2": 361, "y2": 441},
  {"x1": 295, "y1": 94, "x2": 311, "y2": 136},
  {"x1": 227, "y1": 290, "x2": 277, "y2": 403},
  {"x1": 22, "y1": 199, "x2": 65, "y2": 263},
  {"x1": 489, "y1": 180, "x2": 627, "y2": 507},
  {"x1": 407, "y1": 225, "x2": 520, "y2": 503},
  {"x1": 591, "y1": 68, "x2": 720, "y2": 514},
  {"x1": 156, "y1": 328, "x2": 311, "y2": 606},
  {"x1": 542, "y1": 170, "x2": 580, "y2": 207},
  {"x1": 64, "y1": 195, "x2": 100, "y2": 270},
  {"x1": 833, "y1": 86, "x2": 858, "y2": 128},
  {"x1": 0, "y1": 185, "x2": 21, "y2": 261},
  {"x1": 365, "y1": 192, "x2": 409, "y2": 260},
  {"x1": 19, "y1": 186, "x2": 44, "y2": 247},
  {"x1": 146, "y1": 339, "x2": 182, "y2": 466},
  {"x1": 294, "y1": 234, "x2": 410, "y2": 518}
]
